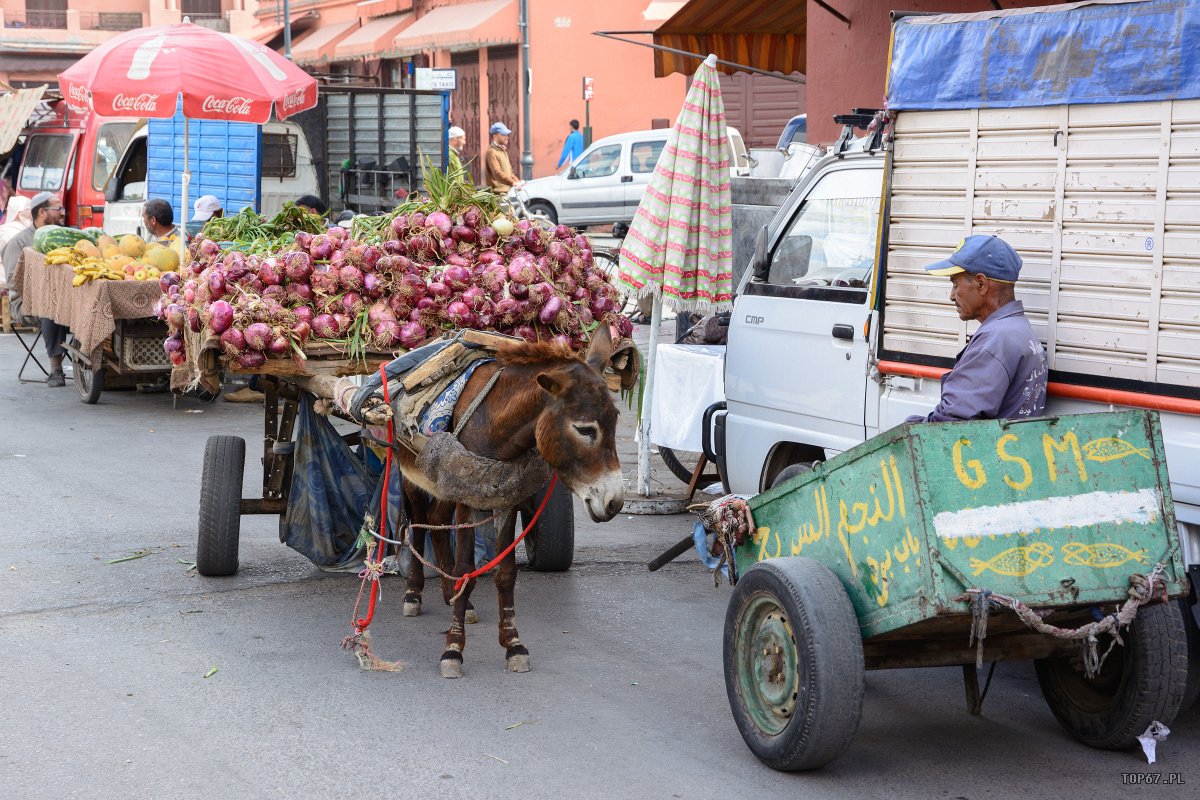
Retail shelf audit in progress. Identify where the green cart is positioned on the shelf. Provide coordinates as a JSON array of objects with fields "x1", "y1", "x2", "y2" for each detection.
[{"x1": 723, "y1": 410, "x2": 1190, "y2": 770}]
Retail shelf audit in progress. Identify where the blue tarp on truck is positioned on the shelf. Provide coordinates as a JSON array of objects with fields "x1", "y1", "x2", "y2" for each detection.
[
  {"x1": 146, "y1": 101, "x2": 260, "y2": 223},
  {"x1": 887, "y1": 0, "x2": 1200, "y2": 110}
]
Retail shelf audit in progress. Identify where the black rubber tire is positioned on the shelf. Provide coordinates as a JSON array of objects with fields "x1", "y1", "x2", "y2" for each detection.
[
  {"x1": 196, "y1": 435, "x2": 246, "y2": 577},
  {"x1": 521, "y1": 478, "x2": 574, "y2": 572},
  {"x1": 659, "y1": 447, "x2": 703, "y2": 485},
  {"x1": 724, "y1": 557, "x2": 865, "y2": 771},
  {"x1": 770, "y1": 462, "x2": 814, "y2": 490},
  {"x1": 526, "y1": 200, "x2": 558, "y2": 225},
  {"x1": 1179, "y1": 597, "x2": 1200, "y2": 709},
  {"x1": 72, "y1": 340, "x2": 104, "y2": 405},
  {"x1": 1035, "y1": 601, "x2": 1188, "y2": 749}
]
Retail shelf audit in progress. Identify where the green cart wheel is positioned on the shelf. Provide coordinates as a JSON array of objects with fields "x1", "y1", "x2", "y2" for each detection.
[{"x1": 723, "y1": 557, "x2": 865, "y2": 771}]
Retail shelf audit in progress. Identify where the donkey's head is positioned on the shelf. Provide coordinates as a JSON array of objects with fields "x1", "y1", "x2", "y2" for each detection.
[{"x1": 526, "y1": 328, "x2": 624, "y2": 522}]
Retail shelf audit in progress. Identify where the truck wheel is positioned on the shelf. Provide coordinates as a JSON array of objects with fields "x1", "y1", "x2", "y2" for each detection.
[
  {"x1": 197, "y1": 435, "x2": 245, "y2": 577},
  {"x1": 724, "y1": 557, "x2": 865, "y2": 771},
  {"x1": 1035, "y1": 601, "x2": 1187, "y2": 749},
  {"x1": 521, "y1": 478, "x2": 574, "y2": 572},
  {"x1": 1179, "y1": 598, "x2": 1200, "y2": 709}
]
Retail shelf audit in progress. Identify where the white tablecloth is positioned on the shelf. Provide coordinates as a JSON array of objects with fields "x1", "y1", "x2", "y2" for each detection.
[{"x1": 649, "y1": 343, "x2": 726, "y2": 451}]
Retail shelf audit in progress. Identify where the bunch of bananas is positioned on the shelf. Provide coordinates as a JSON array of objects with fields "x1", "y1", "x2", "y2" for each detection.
[
  {"x1": 70, "y1": 260, "x2": 127, "y2": 286},
  {"x1": 44, "y1": 247, "x2": 86, "y2": 267}
]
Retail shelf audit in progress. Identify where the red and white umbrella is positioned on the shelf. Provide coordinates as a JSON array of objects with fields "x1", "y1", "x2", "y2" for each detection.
[{"x1": 59, "y1": 19, "x2": 318, "y2": 257}]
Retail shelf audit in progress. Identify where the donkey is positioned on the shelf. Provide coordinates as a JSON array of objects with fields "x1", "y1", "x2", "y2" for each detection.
[{"x1": 392, "y1": 327, "x2": 624, "y2": 677}]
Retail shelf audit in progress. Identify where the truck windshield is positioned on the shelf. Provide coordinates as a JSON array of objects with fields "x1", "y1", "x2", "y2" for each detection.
[
  {"x1": 92, "y1": 122, "x2": 137, "y2": 191},
  {"x1": 19, "y1": 134, "x2": 73, "y2": 192},
  {"x1": 768, "y1": 166, "x2": 882, "y2": 293}
]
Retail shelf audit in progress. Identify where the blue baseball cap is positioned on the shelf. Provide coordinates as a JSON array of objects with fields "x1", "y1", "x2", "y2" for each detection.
[
  {"x1": 489, "y1": 121, "x2": 512, "y2": 136},
  {"x1": 925, "y1": 235, "x2": 1022, "y2": 283}
]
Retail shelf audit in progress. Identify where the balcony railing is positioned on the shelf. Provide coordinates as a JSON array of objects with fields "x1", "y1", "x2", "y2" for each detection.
[{"x1": 1, "y1": 10, "x2": 144, "y2": 32}]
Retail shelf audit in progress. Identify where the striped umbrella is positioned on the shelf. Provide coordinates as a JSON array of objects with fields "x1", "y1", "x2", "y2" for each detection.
[{"x1": 616, "y1": 54, "x2": 732, "y2": 497}]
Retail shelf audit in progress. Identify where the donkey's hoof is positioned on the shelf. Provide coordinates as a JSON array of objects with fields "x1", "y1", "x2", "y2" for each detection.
[
  {"x1": 402, "y1": 601, "x2": 421, "y2": 617},
  {"x1": 506, "y1": 653, "x2": 531, "y2": 673},
  {"x1": 464, "y1": 608, "x2": 479, "y2": 625},
  {"x1": 440, "y1": 658, "x2": 463, "y2": 679}
]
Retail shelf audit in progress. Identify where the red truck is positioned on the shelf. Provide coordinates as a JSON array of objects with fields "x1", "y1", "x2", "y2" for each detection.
[{"x1": 14, "y1": 99, "x2": 136, "y2": 229}]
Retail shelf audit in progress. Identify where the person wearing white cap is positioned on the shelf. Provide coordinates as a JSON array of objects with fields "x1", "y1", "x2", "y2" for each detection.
[
  {"x1": 485, "y1": 121, "x2": 523, "y2": 195},
  {"x1": 188, "y1": 194, "x2": 223, "y2": 238},
  {"x1": 447, "y1": 125, "x2": 468, "y2": 184},
  {"x1": 3, "y1": 192, "x2": 68, "y2": 386}
]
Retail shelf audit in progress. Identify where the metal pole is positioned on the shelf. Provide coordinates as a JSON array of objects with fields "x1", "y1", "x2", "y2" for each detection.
[
  {"x1": 637, "y1": 295, "x2": 663, "y2": 497},
  {"x1": 283, "y1": 0, "x2": 292, "y2": 61},
  {"x1": 518, "y1": 0, "x2": 533, "y2": 179},
  {"x1": 593, "y1": 31, "x2": 806, "y2": 84}
]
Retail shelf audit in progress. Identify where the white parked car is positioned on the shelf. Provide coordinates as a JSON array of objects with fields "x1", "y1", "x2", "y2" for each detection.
[{"x1": 522, "y1": 127, "x2": 749, "y2": 228}]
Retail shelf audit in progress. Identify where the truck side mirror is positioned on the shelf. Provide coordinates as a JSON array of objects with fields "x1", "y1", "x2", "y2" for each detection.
[{"x1": 750, "y1": 225, "x2": 770, "y2": 282}]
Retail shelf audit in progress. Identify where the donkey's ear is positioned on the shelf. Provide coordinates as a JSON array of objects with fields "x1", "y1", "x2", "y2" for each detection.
[
  {"x1": 584, "y1": 325, "x2": 614, "y2": 373},
  {"x1": 536, "y1": 369, "x2": 574, "y2": 397}
]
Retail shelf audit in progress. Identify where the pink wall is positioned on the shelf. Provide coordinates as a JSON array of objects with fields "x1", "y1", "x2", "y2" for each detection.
[
  {"x1": 806, "y1": 0, "x2": 1063, "y2": 145},
  {"x1": 527, "y1": 1, "x2": 686, "y2": 177}
]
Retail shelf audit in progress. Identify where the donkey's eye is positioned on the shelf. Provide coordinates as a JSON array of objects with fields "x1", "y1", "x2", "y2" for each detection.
[{"x1": 573, "y1": 423, "x2": 598, "y2": 442}]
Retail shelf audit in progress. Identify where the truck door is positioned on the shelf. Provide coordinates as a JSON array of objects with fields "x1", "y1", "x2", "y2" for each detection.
[{"x1": 724, "y1": 163, "x2": 882, "y2": 491}]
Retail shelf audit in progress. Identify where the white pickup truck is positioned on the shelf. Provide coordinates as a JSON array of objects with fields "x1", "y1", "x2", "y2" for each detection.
[{"x1": 713, "y1": 2, "x2": 1200, "y2": 707}]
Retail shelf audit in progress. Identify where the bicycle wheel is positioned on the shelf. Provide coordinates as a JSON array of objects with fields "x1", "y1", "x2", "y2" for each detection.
[{"x1": 659, "y1": 446, "x2": 704, "y2": 485}]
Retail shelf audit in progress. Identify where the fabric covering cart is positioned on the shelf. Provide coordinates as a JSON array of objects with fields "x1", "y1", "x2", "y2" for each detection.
[{"x1": 714, "y1": 410, "x2": 1191, "y2": 770}]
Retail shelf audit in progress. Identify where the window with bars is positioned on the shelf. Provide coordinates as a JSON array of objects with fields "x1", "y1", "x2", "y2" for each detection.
[{"x1": 262, "y1": 133, "x2": 298, "y2": 179}]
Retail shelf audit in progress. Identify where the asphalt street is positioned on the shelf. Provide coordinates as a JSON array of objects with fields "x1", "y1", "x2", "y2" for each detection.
[{"x1": 0, "y1": 332, "x2": 1196, "y2": 800}]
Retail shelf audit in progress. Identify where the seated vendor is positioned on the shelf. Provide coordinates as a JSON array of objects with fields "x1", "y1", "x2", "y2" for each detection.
[
  {"x1": 142, "y1": 198, "x2": 180, "y2": 244},
  {"x1": 2, "y1": 192, "x2": 70, "y2": 387}
]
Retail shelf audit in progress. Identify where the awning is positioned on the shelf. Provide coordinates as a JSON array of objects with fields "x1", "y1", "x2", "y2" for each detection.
[
  {"x1": 390, "y1": 0, "x2": 517, "y2": 55},
  {"x1": 335, "y1": 13, "x2": 415, "y2": 61},
  {"x1": 291, "y1": 18, "x2": 361, "y2": 66},
  {"x1": 652, "y1": 0, "x2": 806, "y2": 78},
  {"x1": 0, "y1": 85, "x2": 46, "y2": 154}
]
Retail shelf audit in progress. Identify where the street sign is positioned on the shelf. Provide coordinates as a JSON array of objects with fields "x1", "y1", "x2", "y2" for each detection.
[
  {"x1": 416, "y1": 68, "x2": 458, "y2": 91},
  {"x1": 583, "y1": 76, "x2": 594, "y2": 101}
]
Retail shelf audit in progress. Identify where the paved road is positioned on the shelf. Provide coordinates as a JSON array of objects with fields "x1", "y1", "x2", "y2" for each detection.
[{"x1": 0, "y1": 334, "x2": 1195, "y2": 800}]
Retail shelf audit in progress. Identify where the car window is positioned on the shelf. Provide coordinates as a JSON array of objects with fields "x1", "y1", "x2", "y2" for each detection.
[
  {"x1": 19, "y1": 134, "x2": 73, "y2": 192},
  {"x1": 630, "y1": 140, "x2": 664, "y2": 174},
  {"x1": 768, "y1": 167, "x2": 882, "y2": 294},
  {"x1": 92, "y1": 122, "x2": 136, "y2": 191},
  {"x1": 574, "y1": 144, "x2": 621, "y2": 178}
]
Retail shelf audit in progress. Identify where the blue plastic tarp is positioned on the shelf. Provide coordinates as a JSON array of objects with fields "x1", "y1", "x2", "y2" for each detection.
[{"x1": 887, "y1": 0, "x2": 1200, "y2": 110}]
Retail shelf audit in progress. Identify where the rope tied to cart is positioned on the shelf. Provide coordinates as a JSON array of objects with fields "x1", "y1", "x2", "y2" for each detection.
[{"x1": 961, "y1": 562, "x2": 1169, "y2": 676}]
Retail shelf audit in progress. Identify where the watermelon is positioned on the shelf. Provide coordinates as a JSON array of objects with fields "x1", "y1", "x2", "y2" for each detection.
[{"x1": 33, "y1": 225, "x2": 96, "y2": 253}]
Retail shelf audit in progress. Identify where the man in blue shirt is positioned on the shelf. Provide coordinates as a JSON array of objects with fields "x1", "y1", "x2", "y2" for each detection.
[
  {"x1": 909, "y1": 235, "x2": 1047, "y2": 423},
  {"x1": 557, "y1": 119, "x2": 584, "y2": 170}
]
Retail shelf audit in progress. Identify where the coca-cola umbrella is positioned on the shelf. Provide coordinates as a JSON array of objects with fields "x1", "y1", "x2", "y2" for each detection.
[{"x1": 59, "y1": 18, "x2": 317, "y2": 259}]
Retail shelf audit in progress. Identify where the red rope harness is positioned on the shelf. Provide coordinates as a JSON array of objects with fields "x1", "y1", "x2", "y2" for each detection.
[
  {"x1": 353, "y1": 362, "x2": 394, "y2": 633},
  {"x1": 452, "y1": 473, "x2": 558, "y2": 593}
]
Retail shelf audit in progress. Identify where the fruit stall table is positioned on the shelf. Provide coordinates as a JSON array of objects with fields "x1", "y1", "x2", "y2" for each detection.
[{"x1": 11, "y1": 247, "x2": 171, "y2": 403}]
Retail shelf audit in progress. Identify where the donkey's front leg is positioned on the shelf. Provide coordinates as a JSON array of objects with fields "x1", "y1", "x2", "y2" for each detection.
[
  {"x1": 492, "y1": 508, "x2": 529, "y2": 673},
  {"x1": 440, "y1": 517, "x2": 479, "y2": 679}
]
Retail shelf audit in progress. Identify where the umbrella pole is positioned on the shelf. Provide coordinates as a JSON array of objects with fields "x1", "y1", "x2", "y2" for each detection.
[
  {"x1": 637, "y1": 294, "x2": 664, "y2": 496},
  {"x1": 180, "y1": 116, "x2": 190, "y2": 266}
]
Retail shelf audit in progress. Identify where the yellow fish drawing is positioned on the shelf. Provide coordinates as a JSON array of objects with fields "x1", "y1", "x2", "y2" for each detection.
[
  {"x1": 1061, "y1": 541, "x2": 1148, "y2": 568},
  {"x1": 1082, "y1": 437, "x2": 1151, "y2": 463},
  {"x1": 969, "y1": 542, "x2": 1055, "y2": 577}
]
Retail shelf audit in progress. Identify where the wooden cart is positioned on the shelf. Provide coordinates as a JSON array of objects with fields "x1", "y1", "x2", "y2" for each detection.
[{"x1": 720, "y1": 410, "x2": 1191, "y2": 770}]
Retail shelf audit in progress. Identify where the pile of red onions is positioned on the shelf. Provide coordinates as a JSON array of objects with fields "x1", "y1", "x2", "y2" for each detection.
[{"x1": 160, "y1": 204, "x2": 632, "y2": 366}]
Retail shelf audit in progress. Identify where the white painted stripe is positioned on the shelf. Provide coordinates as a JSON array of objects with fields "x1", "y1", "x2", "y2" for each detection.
[{"x1": 934, "y1": 488, "x2": 1161, "y2": 540}]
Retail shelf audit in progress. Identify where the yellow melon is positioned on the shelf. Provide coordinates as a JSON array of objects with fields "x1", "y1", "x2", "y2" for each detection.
[
  {"x1": 107, "y1": 254, "x2": 133, "y2": 269},
  {"x1": 97, "y1": 234, "x2": 117, "y2": 250},
  {"x1": 74, "y1": 240, "x2": 101, "y2": 258},
  {"x1": 143, "y1": 244, "x2": 180, "y2": 272},
  {"x1": 100, "y1": 242, "x2": 121, "y2": 259},
  {"x1": 119, "y1": 234, "x2": 146, "y2": 258}
]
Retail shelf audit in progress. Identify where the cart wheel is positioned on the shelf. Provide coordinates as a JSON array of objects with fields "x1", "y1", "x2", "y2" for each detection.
[
  {"x1": 1035, "y1": 601, "x2": 1187, "y2": 749},
  {"x1": 521, "y1": 478, "x2": 574, "y2": 572},
  {"x1": 724, "y1": 557, "x2": 864, "y2": 771},
  {"x1": 197, "y1": 435, "x2": 246, "y2": 577},
  {"x1": 72, "y1": 340, "x2": 104, "y2": 405}
]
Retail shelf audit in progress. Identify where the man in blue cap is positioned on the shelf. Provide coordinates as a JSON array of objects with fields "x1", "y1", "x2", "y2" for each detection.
[
  {"x1": 909, "y1": 235, "x2": 1047, "y2": 423},
  {"x1": 484, "y1": 121, "x2": 523, "y2": 195}
]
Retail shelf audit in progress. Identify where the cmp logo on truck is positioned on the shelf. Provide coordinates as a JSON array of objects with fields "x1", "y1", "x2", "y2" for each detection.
[
  {"x1": 744, "y1": 314, "x2": 765, "y2": 325},
  {"x1": 202, "y1": 95, "x2": 254, "y2": 116},
  {"x1": 112, "y1": 93, "x2": 159, "y2": 113}
]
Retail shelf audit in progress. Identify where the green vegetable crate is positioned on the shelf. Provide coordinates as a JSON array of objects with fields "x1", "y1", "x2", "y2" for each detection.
[{"x1": 723, "y1": 411, "x2": 1191, "y2": 771}]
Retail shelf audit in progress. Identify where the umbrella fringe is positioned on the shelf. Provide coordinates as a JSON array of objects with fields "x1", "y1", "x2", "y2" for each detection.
[{"x1": 624, "y1": 282, "x2": 731, "y2": 314}]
